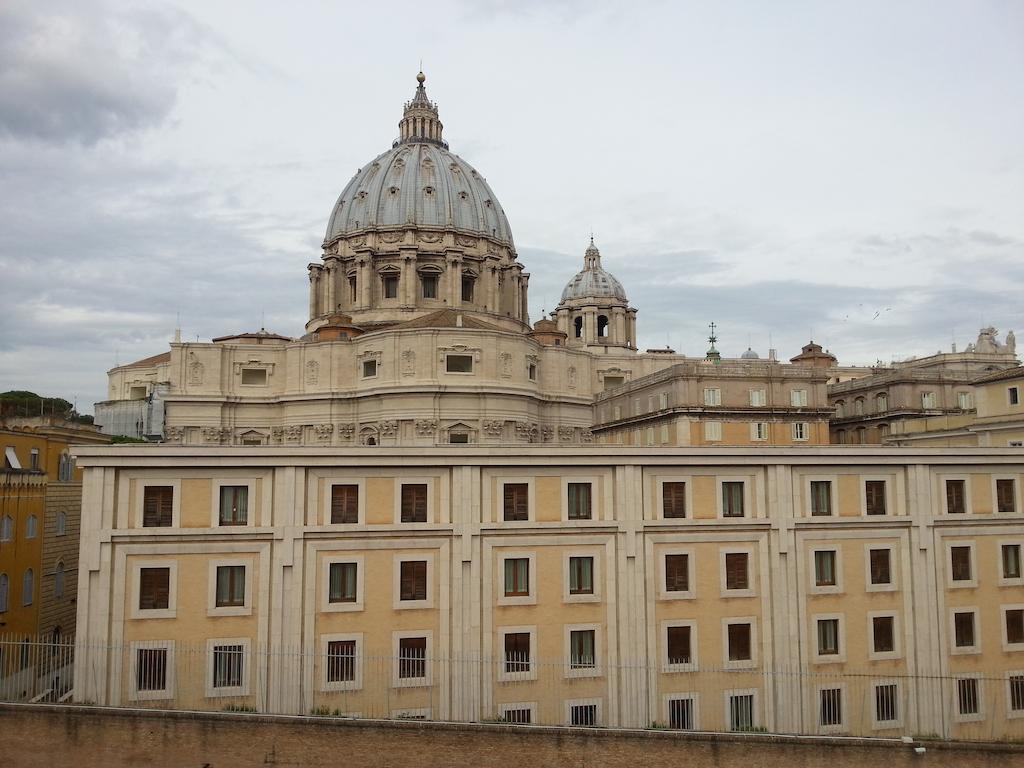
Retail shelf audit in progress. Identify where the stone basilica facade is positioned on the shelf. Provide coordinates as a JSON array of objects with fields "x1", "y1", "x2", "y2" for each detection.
[{"x1": 97, "y1": 73, "x2": 826, "y2": 448}]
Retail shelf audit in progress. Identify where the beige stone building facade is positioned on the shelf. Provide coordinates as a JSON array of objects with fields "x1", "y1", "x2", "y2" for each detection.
[{"x1": 72, "y1": 445, "x2": 1024, "y2": 738}]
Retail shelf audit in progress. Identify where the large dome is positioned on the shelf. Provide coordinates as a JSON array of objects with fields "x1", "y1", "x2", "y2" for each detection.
[
  {"x1": 560, "y1": 240, "x2": 628, "y2": 302},
  {"x1": 324, "y1": 143, "x2": 514, "y2": 246},
  {"x1": 324, "y1": 72, "x2": 514, "y2": 247}
]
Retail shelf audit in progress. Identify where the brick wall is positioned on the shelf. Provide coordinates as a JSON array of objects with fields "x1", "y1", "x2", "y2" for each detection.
[{"x1": 0, "y1": 704, "x2": 1018, "y2": 768}]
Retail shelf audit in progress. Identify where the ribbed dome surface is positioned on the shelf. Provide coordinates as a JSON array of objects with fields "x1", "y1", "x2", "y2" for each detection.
[
  {"x1": 324, "y1": 143, "x2": 514, "y2": 246},
  {"x1": 560, "y1": 241, "x2": 628, "y2": 302}
]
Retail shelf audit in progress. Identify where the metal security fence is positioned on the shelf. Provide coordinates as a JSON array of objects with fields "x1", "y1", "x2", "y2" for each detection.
[{"x1": 3, "y1": 634, "x2": 1023, "y2": 741}]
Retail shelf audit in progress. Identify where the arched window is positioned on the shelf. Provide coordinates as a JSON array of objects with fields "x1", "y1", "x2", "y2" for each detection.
[
  {"x1": 22, "y1": 569, "x2": 34, "y2": 606},
  {"x1": 597, "y1": 315, "x2": 609, "y2": 338},
  {"x1": 854, "y1": 397, "x2": 865, "y2": 416},
  {"x1": 0, "y1": 515, "x2": 12, "y2": 542},
  {"x1": 834, "y1": 401, "x2": 845, "y2": 418},
  {"x1": 574, "y1": 316, "x2": 583, "y2": 338},
  {"x1": 856, "y1": 427, "x2": 867, "y2": 444},
  {"x1": 54, "y1": 561, "x2": 65, "y2": 599},
  {"x1": 461, "y1": 273, "x2": 475, "y2": 303},
  {"x1": 26, "y1": 515, "x2": 37, "y2": 540},
  {"x1": 0, "y1": 573, "x2": 8, "y2": 613},
  {"x1": 56, "y1": 511, "x2": 67, "y2": 536}
]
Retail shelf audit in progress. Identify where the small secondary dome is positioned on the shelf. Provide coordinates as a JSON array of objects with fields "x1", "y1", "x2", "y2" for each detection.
[
  {"x1": 560, "y1": 239, "x2": 628, "y2": 303},
  {"x1": 741, "y1": 347, "x2": 760, "y2": 359}
]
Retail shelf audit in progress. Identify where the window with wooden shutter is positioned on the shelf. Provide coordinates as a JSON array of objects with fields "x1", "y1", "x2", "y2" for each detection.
[
  {"x1": 725, "y1": 553, "x2": 749, "y2": 590},
  {"x1": 400, "y1": 484, "x2": 428, "y2": 523},
  {"x1": 727, "y1": 623, "x2": 751, "y2": 661},
  {"x1": 950, "y1": 546, "x2": 972, "y2": 581},
  {"x1": 869, "y1": 549, "x2": 891, "y2": 585},
  {"x1": 666, "y1": 626, "x2": 691, "y2": 665},
  {"x1": 997, "y1": 479, "x2": 1017, "y2": 513},
  {"x1": 864, "y1": 480, "x2": 886, "y2": 515},
  {"x1": 662, "y1": 482, "x2": 686, "y2": 518},
  {"x1": 664, "y1": 554, "x2": 689, "y2": 592},
  {"x1": 400, "y1": 560, "x2": 427, "y2": 601},
  {"x1": 139, "y1": 567, "x2": 170, "y2": 610},
  {"x1": 945, "y1": 479, "x2": 966, "y2": 514},
  {"x1": 331, "y1": 485, "x2": 359, "y2": 524},
  {"x1": 143, "y1": 486, "x2": 173, "y2": 527},
  {"x1": 503, "y1": 483, "x2": 529, "y2": 521},
  {"x1": 872, "y1": 616, "x2": 895, "y2": 653}
]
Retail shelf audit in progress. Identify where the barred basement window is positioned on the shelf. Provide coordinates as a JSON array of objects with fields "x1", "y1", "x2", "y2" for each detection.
[
  {"x1": 400, "y1": 484, "x2": 428, "y2": 522},
  {"x1": 728, "y1": 693, "x2": 754, "y2": 731},
  {"x1": 668, "y1": 697, "x2": 694, "y2": 729},
  {"x1": 136, "y1": 648, "x2": 168, "y2": 692},
  {"x1": 398, "y1": 637, "x2": 426, "y2": 679},
  {"x1": 212, "y1": 644, "x2": 244, "y2": 689},
  {"x1": 219, "y1": 486, "x2": 248, "y2": 526},
  {"x1": 503, "y1": 708, "x2": 532, "y2": 724},
  {"x1": 326, "y1": 640, "x2": 356, "y2": 682},
  {"x1": 875, "y1": 683, "x2": 899, "y2": 724},
  {"x1": 331, "y1": 485, "x2": 359, "y2": 524},
  {"x1": 957, "y1": 678, "x2": 979, "y2": 716},
  {"x1": 143, "y1": 486, "x2": 174, "y2": 527},
  {"x1": 1009, "y1": 675, "x2": 1024, "y2": 713},
  {"x1": 819, "y1": 687, "x2": 842, "y2": 727},
  {"x1": 570, "y1": 703, "x2": 597, "y2": 726}
]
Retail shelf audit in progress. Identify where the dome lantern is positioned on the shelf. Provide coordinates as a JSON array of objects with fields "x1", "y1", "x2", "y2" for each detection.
[
  {"x1": 398, "y1": 71, "x2": 447, "y2": 148},
  {"x1": 553, "y1": 239, "x2": 637, "y2": 351}
]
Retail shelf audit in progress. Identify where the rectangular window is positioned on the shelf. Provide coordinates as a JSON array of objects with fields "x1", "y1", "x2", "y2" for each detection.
[
  {"x1": 503, "y1": 708, "x2": 532, "y2": 724},
  {"x1": 1009, "y1": 675, "x2": 1024, "y2": 712},
  {"x1": 662, "y1": 481, "x2": 687, "y2": 518},
  {"x1": 215, "y1": 565, "x2": 245, "y2": 607},
  {"x1": 872, "y1": 616, "x2": 895, "y2": 653},
  {"x1": 503, "y1": 558, "x2": 529, "y2": 597},
  {"x1": 330, "y1": 484, "x2": 359, "y2": 524},
  {"x1": 449, "y1": 432, "x2": 469, "y2": 444},
  {"x1": 569, "y1": 629, "x2": 596, "y2": 668},
  {"x1": 703, "y1": 388, "x2": 721, "y2": 406},
  {"x1": 398, "y1": 637, "x2": 427, "y2": 679},
  {"x1": 875, "y1": 683, "x2": 899, "y2": 725},
  {"x1": 445, "y1": 354, "x2": 473, "y2": 373},
  {"x1": 721, "y1": 482, "x2": 745, "y2": 517},
  {"x1": 704, "y1": 421, "x2": 722, "y2": 441},
  {"x1": 814, "y1": 550, "x2": 837, "y2": 587},
  {"x1": 921, "y1": 392, "x2": 936, "y2": 409},
  {"x1": 461, "y1": 276, "x2": 474, "y2": 303},
  {"x1": 957, "y1": 678, "x2": 979, "y2": 716},
  {"x1": 29, "y1": 449, "x2": 39, "y2": 470},
  {"x1": 136, "y1": 648, "x2": 168, "y2": 692},
  {"x1": 749, "y1": 389, "x2": 766, "y2": 406},
  {"x1": 567, "y1": 482, "x2": 592, "y2": 520},
  {"x1": 219, "y1": 485, "x2": 248, "y2": 526},
  {"x1": 950, "y1": 546, "x2": 972, "y2": 582},
  {"x1": 362, "y1": 359, "x2": 377, "y2": 378},
  {"x1": 240, "y1": 368, "x2": 267, "y2": 386},
  {"x1": 997, "y1": 479, "x2": 1017, "y2": 513},
  {"x1": 725, "y1": 552, "x2": 749, "y2": 590},
  {"x1": 503, "y1": 483, "x2": 529, "y2": 521},
  {"x1": 1010, "y1": 387, "x2": 1020, "y2": 406},
  {"x1": 957, "y1": 391, "x2": 972, "y2": 409},
  {"x1": 142, "y1": 486, "x2": 174, "y2": 527},
  {"x1": 1007, "y1": 609, "x2": 1024, "y2": 645},
  {"x1": 668, "y1": 697, "x2": 694, "y2": 730},
  {"x1": 820, "y1": 687, "x2": 843, "y2": 727},
  {"x1": 504, "y1": 632, "x2": 531, "y2": 673},
  {"x1": 869, "y1": 549, "x2": 892, "y2": 585},
  {"x1": 817, "y1": 618, "x2": 840, "y2": 656},
  {"x1": 1003, "y1": 544, "x2": 1022, "y2": 580},
  {"x1": 728, "y1": 694, "x2": 755, "y2": 731},
  {"x1": 792, "y1": 422, "x2": 808, "y2": 441},
  {"x1": 326, "y1": 639, "x2": 356, "y2": 683},
  {"x1": 400, "y1": 484, "x2": 428, "y2": 523},
  {"x1": 383, "y1": 274, "x2": 398, "y2": 299},
  {"x1": 865, "y1": 480, "x2": 887, "y2": 515},
  {"x1": 667, "y1": 626, "x2": 692, "y2": 665},
  {"x1": 212, "y1": 644, "x2": 244, "y2": 689},
  {"x1": 791, "y1": 389, "x2": 808, "y2": 407},
  {"x1": 810, "y1": 481, "x2": 832, "y2": 516},
  {"x1": 399, "y1": 561, "x2": 427, "y2": 601},
  {"x1": 328, "y1": 562, "x2": 357, "y2": 604},
  {"x1": 946, "y1": 479, "x2": 966, "y2": 514},
  {"x1": 349, "y1": 276, "x2": 357, "y2": 302},
  {"x1": 568, "y1": 556, "x2": 594, "y2": 595},
  {"x1": 570, "y1": 703, "x2": 597, "y2": 726},
  {"x1": 727, "y1": 623, "x2": 752, "y2": 661},
  {"x1": 139, "y1": 567, "x2": 170, "y2": 610},
  {"x1": 420, "y1": 274, "x2": 437, "y2": 299},
  {"x1": 665, "y1": 554, "x2": 689, "y2": 593},
  {"x1": 953, "y1": 611, "x2": 975, "y2": 648},
  {"x1": 751, "y1": 422, "x2": 768, "y2": 441}
]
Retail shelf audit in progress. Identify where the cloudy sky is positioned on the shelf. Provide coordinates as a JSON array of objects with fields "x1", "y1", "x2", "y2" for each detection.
[{"x1": 0, "y1": 0, "x2": 1021, "y2": 412}]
